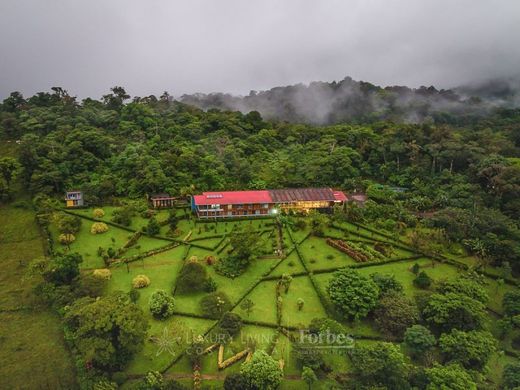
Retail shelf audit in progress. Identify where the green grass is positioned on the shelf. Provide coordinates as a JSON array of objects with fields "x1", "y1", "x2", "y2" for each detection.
[
  {"x1": 233, "y1": 281, "x2": 278, "y2": 324},
  {"x1": 122, "y1": 235, "x2": 174, "y2": 258},
  {"x1": 299, "y1": 236, "x2": 356, "y2": 271},
  {"x1": 281, "y1": 276, "x2": 327, "y2": 328},
  {"x1": 50, "y1": 214, "x2": 134, "y2": 268},
  {"x1": 270, "y1": 251, "x2": 306, "y2": 277},
  {"x1": 73, "y1": 206, "x2": 171, "y2": 232},
  {"x1": 106, "y1": 246, "x2": 186, "y2": 303},
  {"x1": 171, "y1": 245, "x2": 279, "y2": 316},
  {"x1": 126, "y1": 315, "x2": 215, "y2": 375},
  {"x1": 0, "y1": 203, "x2": 76, "y2": 389}
]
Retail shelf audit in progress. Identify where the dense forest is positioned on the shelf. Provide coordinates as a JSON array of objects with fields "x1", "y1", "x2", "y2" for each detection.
[{"x1": 2, "y1": 85, "x2": 520, "y2": 272}]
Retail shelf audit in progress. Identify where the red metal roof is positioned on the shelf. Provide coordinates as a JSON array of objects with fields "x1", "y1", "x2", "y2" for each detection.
[
  {"x1": 333, "y1": 190, "x2": 348, "y2": 202},
  {"x1": 193, "y1": 190, "x2": 272, "y2": 205},
  {"x1": 193, "y1": 188, "x2": 348, "y2": 206}
]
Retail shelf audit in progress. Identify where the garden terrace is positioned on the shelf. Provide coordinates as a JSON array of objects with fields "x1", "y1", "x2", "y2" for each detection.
[{"x1": 45, "y1": 207, "x2": 520, "y2": 389}]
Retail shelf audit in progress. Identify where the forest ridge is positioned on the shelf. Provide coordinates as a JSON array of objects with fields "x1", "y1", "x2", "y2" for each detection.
[{"x1": 181, "y1": 76, "x2": 520, "y2": 124}]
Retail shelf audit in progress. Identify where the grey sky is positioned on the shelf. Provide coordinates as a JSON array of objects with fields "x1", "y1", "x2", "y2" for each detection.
[{"x1": 1, "y1": 0, "x2": 519, "y2": 99}]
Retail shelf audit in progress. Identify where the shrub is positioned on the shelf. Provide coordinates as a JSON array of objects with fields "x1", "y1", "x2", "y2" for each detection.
[
  {"x1": 413, "y1": 271, "x2": 432, "y2": 289},
  {"x1": 92, "y1": 268, "x2": 112, "y2": 280},
  {"x1": 371, "y1": 273, "x2": 403, "y2": 295},
  {"x1": 111, "y1": 372, "x2": 128, "y2": 386},
  {"x1": 55, "y1": 213, "x2": 82, "y2": 234},
  {"x1": 309, "y1": 318, "x2": 346, "y2": 336},
  {"x1": 145, "y1": 217, "x2": 160, "y2": 235},
  {"x1": 200, "y1": 291, "x2": 232, "y2": 318},
  {"x1": 75, "y1": 273, "x2": 107, "y2": 298},
  {"x1": 91, "y1": 222, "x2": 109, "y2": 234},
  {"x1": 93, "y1": 208, "x2": 105, "y2": 218},
  {"x1": 503, "y1": 290, "x2": 520, "y2": 317},
  {"x1": 149, "y1": 290, "x2": 175, "y2": 319},
  {"x1": 438, "y1": 278, "x2": 488, "y2": 304},
  {"x1": 176, "y1": 261, "x2": 208, "y2": 293},
  {"x1": 288, "y1": 260, "x2": 295, "y2": 267},
  {"x1": 224, "y1": 373, "x2": 248, "y2": 390},
  {"x1": 111, "y1": 206, "x2": 134, "y2": 226},
  {"x1": 58, "y1": 233, "x2": 76, "y2": 246},
  {"x1": 128, "y1": 288, "x2": 140, "y2": 303},
  {"x1": 292, "y1": 342, "x2": 325, "y2": 370},
  {"x1": 132, "y1": 274, "x2": 151, "y2": 289},
  {"x1": 219, "y1": 312, "x2": 242, "y2": 336},
  {"x1": 203, "y1": 277, "x2": 218, "y2": 293},
  {"x1": 503, "y1": 362, "x2": 520, "y2": 389}
]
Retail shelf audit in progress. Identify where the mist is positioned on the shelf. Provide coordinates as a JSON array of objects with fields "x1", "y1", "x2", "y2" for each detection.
[{"x1": 1, "y1": 0, "x2": 520, "y2": 100}]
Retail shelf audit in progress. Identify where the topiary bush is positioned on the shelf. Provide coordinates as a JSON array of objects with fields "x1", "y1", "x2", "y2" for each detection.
[
  {"x1": 90, "y1": 222, "x2": 109, "y2": 234},
  {"x1": 413, "y1": 271, "x2": 432, "y2": 289},
  {"x1": 176, "y1": 261, "x2": 208, "y2": 294},
  {"x1": 58, "y1": 233, "x2": 76, "y2": 246},
  {"x1": 218, "y1": 312, "x2": 242, "y2": 336},
  {"x1": 200, "y1": 291, "x2": 232, "y2": 319},
  {"x1": 93, "y1": 208, "x2": 105, "y2": 218},
  {"x1": 132, "y1": 274, "x2": 151, "y2": 289},
  {"x1": 92, "y1": 268, "x2": 112, "y2": 280},
  {"x1": 128, "y1": 288, "x2": 140, "y2": 303},
  {"x1": 149, "y1": 290, "x2": 175, "y2": 319}
]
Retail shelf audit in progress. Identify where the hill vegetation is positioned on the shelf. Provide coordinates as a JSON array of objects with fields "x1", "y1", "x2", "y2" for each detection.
[{"x1": 1, "y1": 82, "x2": 520, "y2": 389}]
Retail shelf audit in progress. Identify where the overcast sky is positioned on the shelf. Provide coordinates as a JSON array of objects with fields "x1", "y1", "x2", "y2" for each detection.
[{"x1": 1, "y1": 0, "x2": 519, "y2": 99}]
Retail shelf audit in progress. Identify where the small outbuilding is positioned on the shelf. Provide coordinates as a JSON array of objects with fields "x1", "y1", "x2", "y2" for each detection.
[
  {"x1": 65, "y1": 191, "x2": 84, "y2": 207},
  {"x1": 150, "y1": 193, "x2": 176, "y2": 208}
]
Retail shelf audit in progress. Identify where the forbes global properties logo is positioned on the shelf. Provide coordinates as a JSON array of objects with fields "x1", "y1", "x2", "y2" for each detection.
[{"x1": 298, "y1": 329, "x2": 355, "y2": 353}]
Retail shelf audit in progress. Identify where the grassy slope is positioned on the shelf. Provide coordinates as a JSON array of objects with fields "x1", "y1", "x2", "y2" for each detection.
[{"x1": 0, "y1": 203, "x2": 76, "y2": 389}]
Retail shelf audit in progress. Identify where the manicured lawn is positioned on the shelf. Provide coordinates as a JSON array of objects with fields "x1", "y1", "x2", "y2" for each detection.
[
  {"x1": 287, "y1": 221, "x2": 311, "y2": 243},
  {"x1": 270, "y1": 251, "x2": 306, "y2": 277},
  {"x1": 50, "y1": 214, "x2": 134, "y2": 269},
  {"x1": 334, "y1": 221, "x2": 390, "y2": 241},
  {"x1": 123, "y1": 235, "x2": 174, "y2": 258},
  {"x1": 72, "y1": 206, "x2": 171, "y2": 232},
  {"x1": 173, "y1": 247, "x2": 279, "y2": 315},
  {"x1": 272, "y1": 333, "x2": 299, "y2": 376},
  {"x1": 299, "y1": 236, "x2": 356, "y2": 271},
  {"x1": 233, "y1": 281, "x2": 278, "y2": 324},
  {"x1": 281, "y1": 276, "x2": 327, "y2": 328},
  {"x1": 106, "y1": 246, "x2": 187, "y2": 303}
]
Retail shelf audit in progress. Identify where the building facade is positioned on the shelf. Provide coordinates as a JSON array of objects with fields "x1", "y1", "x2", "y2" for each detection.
[
  {"x1": 65, "y1": 191, "x2": 84, "y2": 207},
  {"x1": 150, "y1": 193, "x2": 177, "y2": 208},
  {"x1": 191, "y1": 188, "x2": 347, "y2": 219}
]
